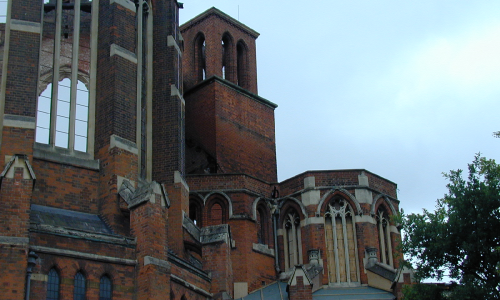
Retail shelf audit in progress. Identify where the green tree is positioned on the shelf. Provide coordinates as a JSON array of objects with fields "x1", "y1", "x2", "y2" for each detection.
[
  {"x1": 402, "y1": 155, "x2": 500, "y2": 299},
  {"x1": 402, "y1": 284, "x2": 447, "y2": 300}
]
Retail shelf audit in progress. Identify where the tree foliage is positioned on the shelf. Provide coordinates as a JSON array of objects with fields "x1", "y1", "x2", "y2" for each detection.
[
  {"x1": 402, "y1": 283, "x2": 448, "y2": 300},
  {"x1": 402, "y1": 154, "x2": 500, "y2": 299}
]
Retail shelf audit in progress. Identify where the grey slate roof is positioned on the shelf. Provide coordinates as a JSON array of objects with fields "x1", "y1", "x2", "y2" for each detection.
[
  {"x1": 314, "y1": 287, "x2": 395, "y2": 300},
  {"x1": 236, "y1": 283, "x2": 395, "y2": 300},
  {"x1": 30, "y1": 204, "x2": 113, "y2": 235}
]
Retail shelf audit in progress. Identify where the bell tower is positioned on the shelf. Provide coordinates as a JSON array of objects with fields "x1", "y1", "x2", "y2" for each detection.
[{"x1": 181, "y1": 7, "x2": 277, "y2": 183}]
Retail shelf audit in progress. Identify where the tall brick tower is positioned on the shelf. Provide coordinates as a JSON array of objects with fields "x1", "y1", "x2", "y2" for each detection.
[
  {"x1": 182, "y1": 8, "x2": 277, "y2": 183},
  {"x1": 181, "y1": 7, "x2": 280, "y2": 298}
]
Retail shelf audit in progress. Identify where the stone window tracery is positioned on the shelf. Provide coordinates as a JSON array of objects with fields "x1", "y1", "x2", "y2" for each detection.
[
  {"x1": 283, "y1": 209, "x2": 302, "y2": 270},
  {"x1": 377, "y1": 208, "x2": 393, "y2": 267},
  {"x1": 37, "y1": 0, "x2": 94, "y2": 155},
  {"x1": 324, "y1": 198, "x2": 359, "y2": 284}
]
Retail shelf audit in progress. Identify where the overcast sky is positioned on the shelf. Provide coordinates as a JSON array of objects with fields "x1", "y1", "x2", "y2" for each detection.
[{"x1": 180, "y1": 1, "x2": 500, "y2": 215}]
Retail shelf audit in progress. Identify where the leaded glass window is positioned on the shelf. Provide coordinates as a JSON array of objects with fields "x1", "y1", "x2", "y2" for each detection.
[{"x1": 47, "y1": 268, "x2": 60, "y2": 300}]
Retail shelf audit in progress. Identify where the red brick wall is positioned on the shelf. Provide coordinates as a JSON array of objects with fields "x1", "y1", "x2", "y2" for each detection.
[
  {"x1": 185, "y1": 83, "x2": 217, "y2": 158},
  {"x1": 29, "y1": 253, "x2": 136, "y2": 300},
  {"x1": 202, "y1": 240, "x2": 233, "y2": 297},
  {"x1": 95, "y1": 1, "x2": 138, "y2": 152},
  {"x1": 0, "y1": 168, "x2": 34, "y2": 299},
  {"x1": 31, "y1": 159, "x2": 99, "y2": 213},
  {"x1": 288, "y1": 276, "x2": 312, "y2": 300},
  {"x1": 185, "y1": 79, "x2": 277, "y2": 182}
]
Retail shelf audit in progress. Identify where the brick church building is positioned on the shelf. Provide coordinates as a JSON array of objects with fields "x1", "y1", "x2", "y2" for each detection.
[{"x1": 0, "y1": 0, "x2": 409, "y2": 299}]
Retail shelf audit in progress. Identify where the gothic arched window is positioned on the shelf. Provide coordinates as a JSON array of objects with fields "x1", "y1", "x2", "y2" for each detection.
[
  {"x1": 377, "y1": 207, "x2": 393, "y2": 267},
  {"x1": 99, "y1": 275, "x2": 112, "y2": 300},
  {"x1": 38, "y1": 0, "x2": 95, "y2": 155},
  {"x1": 324, "y1": 198, "x2": 359, "y2": 284},
  {"x1": 47, "y1": 268, "x2": 60, "y2": 300},
  {"x1": 73, "y1": 271, "x2": 86, "y2": 300},
  {"x1": 256, "y1": 204, "x2": 269, "y2": 245},
  {"x1": 283, "y1": 209, "x2": 302, "y2": 270},
  {"x1": 189, "y1": 198, "x2": 203, "y2": 227},
  {"x1": 36, "y1": 79, "x2": 89, "y2": 152}
]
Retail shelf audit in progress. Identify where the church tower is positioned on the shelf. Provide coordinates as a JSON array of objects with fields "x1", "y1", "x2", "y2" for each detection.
[{"x1": 181, "y1": 7, "x2": 278, "y2": 183}]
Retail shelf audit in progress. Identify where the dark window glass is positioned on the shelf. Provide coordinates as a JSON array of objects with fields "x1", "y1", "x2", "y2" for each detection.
[
  {"x1": 99, "y1": 275, "x2": 112, "y2": 300},
  {"x1": 74, "y1": 272, "x2": 86, "y2": 300},
  {"x1": 47, "y1": 268, "x2": 60, "y2": 300}
]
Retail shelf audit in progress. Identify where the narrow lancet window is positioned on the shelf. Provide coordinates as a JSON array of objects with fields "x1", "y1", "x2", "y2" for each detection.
[
  {"x1": 283, "y1": 210, "x2": 302, "y2": 270},
  {"x1": 47, "y1": 268, "x2": 60, "y2": 300},
  {"x1": 377, "y1": 208, "x2": 393, "y2": 267}
]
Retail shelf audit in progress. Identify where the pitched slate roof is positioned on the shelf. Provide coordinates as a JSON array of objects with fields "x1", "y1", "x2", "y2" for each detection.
[
  {"x1": 236, "y1": 283, "x2": 395, "y2": 300},
  {"x1": 30, "y1": 204, "x2": 113, "y2": 235}
]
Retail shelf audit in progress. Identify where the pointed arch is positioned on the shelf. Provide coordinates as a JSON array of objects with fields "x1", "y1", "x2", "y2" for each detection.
[
  {"x1": 99, "y1": 274, "x2": 112, "y2": 300},
  {"x1": 317, "y1": 188, "x2": 362, "y2": 216},
  {"x1": 370, "y1": 194, "x2": 397, "y2": 216},
  {"x1": 202, "y1": 191, "x2": 234, "y2": 218},
  {"x1": 252, "y1": 198, "x2": 271, "y2": 245},
  {"x1": 376, "y1": 205, "x2": 394, "y2": 267},
  {"x1": 204, "y1": 192, "x2": 232, "y2": 226},
  {"x1": 189, "y1": 194, "x2": 204, "y2": 227},
  {"x1": 281, "y1": 205, "x2": 303, "y2": 270},
  {"x1": 323, "y1": 196, "x2": 360, "y2": 285},
  {"x1": 36, "y1": 70, "x2": 91, "y2": 152},
  {"x1": 46, "y1": 267, "x2": 60, "y2": 300},
  {"x1": 73, "y1": 271, "x2": 86, "y2": 300},
  {"x1": 278, "y1": 197, "x2": 307, "y2": 220}
]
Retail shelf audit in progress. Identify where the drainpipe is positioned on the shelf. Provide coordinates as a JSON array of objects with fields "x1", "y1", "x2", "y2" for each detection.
[
  {"x1": 25, "y1": 251, "x2": 38, "y2": 300},
  {"x1": 270, "y1": 187, "x2": 281, "y2": 274},
  {"x1": 273, "y1": 211, "x2": 280, "y2": 273}
]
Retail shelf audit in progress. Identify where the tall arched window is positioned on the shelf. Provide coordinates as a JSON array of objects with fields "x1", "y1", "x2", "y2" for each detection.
[
  {"x1": 36, "y1": 79, "x2": 89, "y2": 152},
  {"x1": 257, "y1": 207, "x2": 264, "y2": 244},
  {"x1": 377, "y1": 207, "x2": 393, "y2": 267},
  {"x1": 283, "y1": 209, "x2": 302, "y2": 270},
  {"x1": 257, "y1": 204, "x2": 269, "y2": 245},
  {"x1": 221, "y1": 33, "x2": 233, "y2": 81},
  {"x1": 38, "y1": 0, "x2": 95, "y2": 155},
  {"x1": 189, "y1": 198, "x2": 203, "y2": 227},
  {"x1": 324, "y1": 198, "x2": 359, "y2": 284},
  {"x1": 194, "y1": 33, "x2": 206, "y2": 82},
  {"x1": 236, "y1": 40, "x2": 248, "y2": 89},
  {"x1": 99, "y1": 275, "x2": 112, "y2": 300},
  {"x1": 47, "y1": 268, "x2": 60, "y2": 300},
  {"x1": 73, "y1": 272, "x2": 86, "y2": 300}
]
